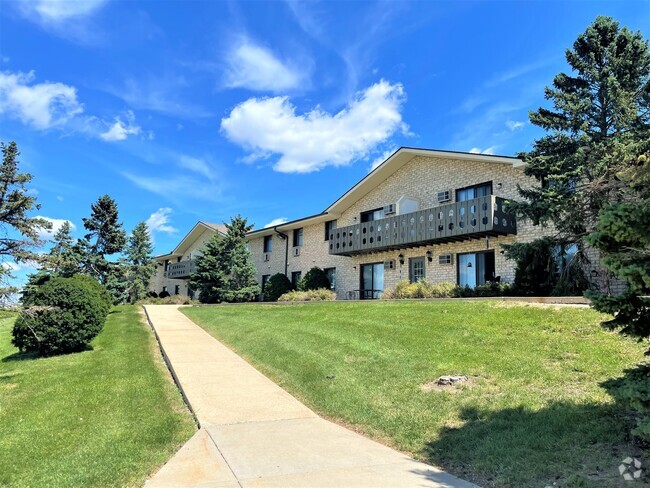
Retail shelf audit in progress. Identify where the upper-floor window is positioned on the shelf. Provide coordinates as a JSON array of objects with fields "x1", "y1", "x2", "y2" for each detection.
[
  {"x1": 164, "y1": 260, "x2": 170, "y2": 271},
  {"x1": 293, "y1": 228, "x2": 303, "y2": 247},
  {"x1": 360, "y1": 208, "x2": 385, "y2": 222},
  {"x1": 324, "y1": 220, "x2": 337, "y2": 241},
  {"x1": 263, "y1": 235, "x2": 273, "y2": 253},
  {"x1": 456, "y1": 181, "x2": 492, "y2": 202}
]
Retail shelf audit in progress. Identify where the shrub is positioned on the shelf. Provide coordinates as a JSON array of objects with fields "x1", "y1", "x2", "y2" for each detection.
[
  {"x1": 297, "y1": 267, "x2": 330, "y2": 291},
  {"x1": 159, "y1": 290, "x2": 171, "y2": 298},
  {"x1": 381, "y1": 280, "x2": 457, "y2": 299},
  {"x1": 602, "y1": 364, "x2": 650, "y2": 444},
  {"x1": 12, "y1": 275, "x2": 110, "y2": 356},
  {"x1": 264, "y1": 273, "x2": 292, "y2": 301},
  {"x1": 278, "y1": 288, "x2": 336, "y2": 302},
  {"x1": 139, "y1": 294, "x2": 196, "y2": 305},
  {"x1": 148, "y1": 291, "x2": 158, "y2": 298}
]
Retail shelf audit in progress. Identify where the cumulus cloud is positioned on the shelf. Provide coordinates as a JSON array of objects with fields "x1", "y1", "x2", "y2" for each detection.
[
  {"x1": 506, "y1": 120, "x2": 525, "y2": 131},
  {"x1": 224, "y1": 38, "x2": 309, "y2": 92},
  {"x1": 100, "y1": 110, "x2": 141, "y2": 141},
  {"x1": 145, "y1": 208, "x2": 178, "y2": 235},
  {"x1": 264, "y1": 218, "x2": 288, "y2": 228},
  {"x1": 0, "y1": 70, "x2": 83, "y2": 129},
  {"x1": 16, "y1": 0, "x2": 107, "y2": 22},
  {"x1": 221, "y1": 80, "x2": 407, "y2": 173},
  {"x1": 35, "y1": 216, "x2": 76, "y2": 239},
  {"x1": 469, "y1": 146, "x2": 498, "y2": 155}
]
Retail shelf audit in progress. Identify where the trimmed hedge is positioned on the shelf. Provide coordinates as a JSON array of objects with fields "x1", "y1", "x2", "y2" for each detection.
[
  {"x1": 381, "y1": 280, "x2": 512, "y2": 299},
  {"x1": 297, "y1": 267, "x2": 330, "y2": 291},
  {"x1": 264, "y1": 273, "x2": 292, "y2": 301},
  {"x1": 12, "y1": 275, "x2": 110, "y2": 356}
]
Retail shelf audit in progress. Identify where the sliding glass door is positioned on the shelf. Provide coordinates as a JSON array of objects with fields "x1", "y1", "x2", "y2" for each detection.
[
  {"x1": 458, "y1": 251, "x2": 495, "y2": 288},
  {"x1": 360, "y1": 263, "x2": 384, "y2": 299}
]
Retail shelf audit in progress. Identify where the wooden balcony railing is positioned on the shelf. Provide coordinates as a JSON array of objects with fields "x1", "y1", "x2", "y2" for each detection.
[
  {"x1": 328, "y1": 195, "x2": 516, "y2": 256},
  {"x1": 164, "y1": 259, "x2": 196, "y2": 279}
]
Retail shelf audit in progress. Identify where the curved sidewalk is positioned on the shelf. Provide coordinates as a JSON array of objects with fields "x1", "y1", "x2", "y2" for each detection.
[{"x1": 144, "y1": 304, "x2": 477, "y2": 488}]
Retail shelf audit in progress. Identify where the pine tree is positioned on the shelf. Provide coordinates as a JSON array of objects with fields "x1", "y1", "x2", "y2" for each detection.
[
  {"x1": 47, "y1": 221, "x2": 80, "y2": 276},
  {"x1": 511, "y1": 16, "x2": 649, "y2": 241},
  {"x1": 125, "y1": 221, "x2": 156, "y2": 303},
  {"x1": 190, "y1": 215, "x2": 260, "y2": 303},
  {"x1": 79, "y1": 195, "x2": 127, "y2": 284},
  {"x1": 0, "y1": 141, "x2": 50, "y2": 303}
]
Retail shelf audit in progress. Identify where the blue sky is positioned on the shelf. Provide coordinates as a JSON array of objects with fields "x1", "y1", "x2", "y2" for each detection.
[{"x1": 0, "y1": 0, "x2": 648, "y2": 286}]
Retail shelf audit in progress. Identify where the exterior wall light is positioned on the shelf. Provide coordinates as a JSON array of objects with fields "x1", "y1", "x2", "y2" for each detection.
[
  {"x1": 426, "y1": 250, "x2": 433, "y2": 262},
  {"x1": 398, "y1": 254, "x2": 405, "y2": 265},
  {"x1": 467, "y1": 262, "x2": 473, "y2": 268}
]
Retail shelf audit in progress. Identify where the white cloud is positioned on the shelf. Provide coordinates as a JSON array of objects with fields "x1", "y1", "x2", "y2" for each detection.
[
  {"x1": 370, "y1": 147, "x2": 397, "y2": 172},
  {"x1": 221, "y1": 80, "x2": 407, "y2": 173},
  {"x1": 506, "y1": 120, "x2": 525, "y2": 131},
  {"x1": 100, "y1": 110, "x2": 141, "y2": 141},
  {"x1": 35, "y1": 216, "x2": 76, "y2": 239},
  {"x1": 2, "y1": 261, "x2": 22, "y2": 272},
  {"x1": 0, "y1": 70, "x2": 83, "y2": 129},
  {"x1": 264, "y1": 218, "x2": 288, "y2": 228},
  {"x1": 16, "y1": 0, "x2": 106, "y2": 22},
  {"x1": 224, "y1": 38, "x2": 309, "y2": 92},
  {"x1": 469, "y1": 146, "x2": 498, "y2": 155},
  {"x1": 145, "y1": 208, "x2": 178, "y2": 235},
  {"x1": 178, "y1": 155, "x2": 212, "y2": 179},
  {"x1": 122, "y1": 172, "x2": 223, "y2": 202}
]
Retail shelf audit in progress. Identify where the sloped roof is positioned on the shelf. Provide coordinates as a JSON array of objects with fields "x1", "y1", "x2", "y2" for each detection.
[{"x1": 246, "y1": 146, "x2": 525, "y2": 237}]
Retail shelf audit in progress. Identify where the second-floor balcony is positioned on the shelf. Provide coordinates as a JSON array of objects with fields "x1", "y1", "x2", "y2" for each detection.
[
  {"x1": 164, "y1": 259, "x2": 196, "y2": 279},
  {"x1": 328, "y1": 195, "x2": 517, "y2": 256}
]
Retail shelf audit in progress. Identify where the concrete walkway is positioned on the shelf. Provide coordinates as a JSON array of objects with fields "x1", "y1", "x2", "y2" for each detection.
[{"x1": 144, "y1": 305, "x2": 477, "y2": 488}]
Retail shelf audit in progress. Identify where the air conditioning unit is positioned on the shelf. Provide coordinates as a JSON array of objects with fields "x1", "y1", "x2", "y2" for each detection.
[
  {"x1": 437, "y1": 190, "x2": 451, "y2": 203},
  {"x1": 384, "y1": 260, "x2": 395, "y2": 270},
  {"x1": 263, "y1": 253, "x2": 271, "y2": 262},
  {"x1": 383, "y1": 203, "x2": 396, "y2": 215},
  {"x1": 293, "y1": 247, "x2": 301, "y2": 257}
]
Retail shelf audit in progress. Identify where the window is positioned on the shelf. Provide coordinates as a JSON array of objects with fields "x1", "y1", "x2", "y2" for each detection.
[
  {"x1": 293, "y1": 228, "x2": 303, "y2": 247},
  {"x1": 291, "y1": 271, "x2": 302, "y2": 289},
  {"x1": 457, "y1": 251, "x2": 495, "y2": 288},
  {"x1": 409, "y1": 257, "x2": 426, "y2": 283},
  {"x1": 360, "y1": 263, "x2": 384, "y2": 299},
  {"x1": 174, "y1": 285, "x2": 180, "y2": 295},
  {"x1": 553, "y1": 243, "x2": 579, "y2": 273},
  {"x1": 177, "y1": 257, "x2": 182, "y2": 262},
  {"x1": 456, "y1": 181, "x2": 492, "y2": 202},
  {"x1": 324, "y1": 220, "x2": 337, "y2": 241},
  {"x1": 162, "y1": 286, "x2": 167, "y2": 293},
  {"x1": 263, "y1": 235, "x2": 273, "y2": 253},
  {"x1": 439, "y1": 254, "x2": 452, "y2": 265},
  {"x1": 261, "y1": 274, "x2": 270, "y2": 290},
  {"x1": 324, "y1": 267, "x2": 336, "y2": 290},
  {"x1": 164, "y1": 260, "x2": 169, "y2": 271},
  {"x1": 360, "y1": 208, "x2": 385, "y2": 222}
]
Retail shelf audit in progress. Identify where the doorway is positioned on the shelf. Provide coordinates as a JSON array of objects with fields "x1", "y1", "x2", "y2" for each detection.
[
  {"x1": 457, "y1": 251, "x2": 495, "y2": 288},
  {"x1": 360, "y1": 263, "x2": 384, "y2": 299}
]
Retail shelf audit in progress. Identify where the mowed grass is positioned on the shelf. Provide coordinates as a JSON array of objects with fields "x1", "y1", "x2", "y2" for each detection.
[
  {"x1": 183, "y1": 301, "x2": 648, "y2": 487},
  {"x1": 0, "y1": 306, "x2": 195, "y2": 488}
]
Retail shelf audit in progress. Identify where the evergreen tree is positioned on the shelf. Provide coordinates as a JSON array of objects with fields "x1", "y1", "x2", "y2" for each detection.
[
  {"x1": 125, "y1": 221, "x2": 156, "y2": 303},
  {"x1": 0, "y1": 141, "x2": 50, "y2": 303},
  {"x1": 190, "y1": 215, "x2": 260, "y2": 303},
  {"x1": 79, "y1": 195, "x2": 127, "y2": 284},
  {"x1": 511, "y1": 16, "x2": 650, "y2": 242},
  {"x1": 47, "y1": 221, "x2": 80, "y2": 276}
]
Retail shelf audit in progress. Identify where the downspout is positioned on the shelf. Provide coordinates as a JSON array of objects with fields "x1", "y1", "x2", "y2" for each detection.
[{"x1": 274, "y1": 227, "x2": 289, "y2": 276}]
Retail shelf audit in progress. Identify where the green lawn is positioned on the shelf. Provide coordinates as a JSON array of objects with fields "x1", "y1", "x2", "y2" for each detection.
[
  {"x1": 0, "y1": 306, "x2": 195, "y2": 488},
  {"x1": 183, "y1": 301, "x2": 648, "y2": 487}
]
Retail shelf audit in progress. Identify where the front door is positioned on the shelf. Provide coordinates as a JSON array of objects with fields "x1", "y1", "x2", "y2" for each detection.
[
  {"x1": 409, "y1": 257, "x2": 426, "y2": 283},
  {"x1": 360, "y1": 263, "x2": 384, "y2": 299}
]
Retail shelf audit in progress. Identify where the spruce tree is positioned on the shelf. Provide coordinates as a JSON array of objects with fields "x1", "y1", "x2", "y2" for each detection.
[
  {"x1": 0, "y1": 141, "x2": 50, "y2": 303},
  {"x1": 125, "y1": 221, "x2": 156, "y2": 303},
  {"x1": 79, "y1": 195, "x2": 127, "y2": 284},
  {"x1": 47, "y1": 221, "x2": 80, "y2": 276},
  {"x1": 190, "y1": 215, "x2": 259, "y2": 303},
  {"x1": 511, "y1": 16, "x2": 649, "y2": 241}
]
